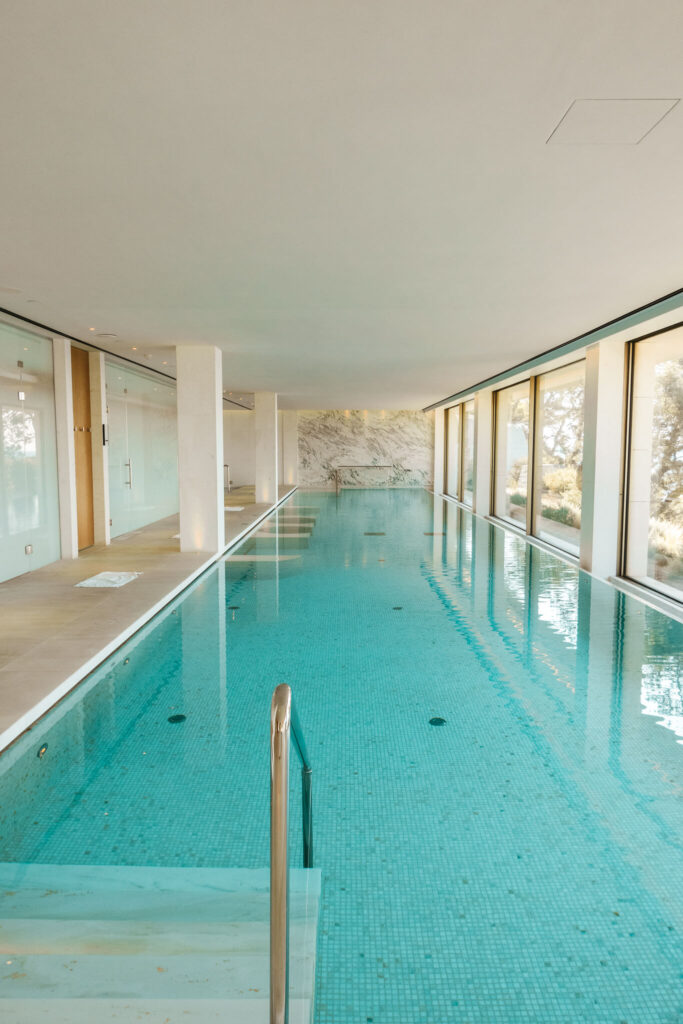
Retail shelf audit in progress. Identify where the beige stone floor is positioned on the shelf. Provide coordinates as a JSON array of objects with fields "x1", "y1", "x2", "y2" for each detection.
[{"x1": 0, "y1": 484, "x2": 294, "y2": 751}]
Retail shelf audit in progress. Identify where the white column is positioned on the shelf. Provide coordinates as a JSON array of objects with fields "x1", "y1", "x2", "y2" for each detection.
[
  {"x1": 254, "y1": 391, "x2": 279, "y2": 504},
  {"x1": 281, "y1": 410, "x2": 299, "y2": 488},
  {"x1": 88, "y1": 351, "x2": 110, "y2": 545},
  {"x1": 52, "y1": 338, "x2": 78, "y2": 559},
  {"x1": 579, "y1": 339, "x2": 626, "y2": 577},
  {"x1": 176, "y1": 345, "x2": 225, "y2": 553},
  {"x1": 433, "y1": 408, "x2": 445, "y2": 494},
  {"x1": 472, "y1": 389, "x2": 493, "y2": 517}
]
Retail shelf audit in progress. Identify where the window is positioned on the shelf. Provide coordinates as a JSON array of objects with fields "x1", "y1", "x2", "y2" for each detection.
[
  {"x1": 625, "y1": 330, "x2": 683, "y2": 601},
  {"x1": 532, "y1": 361, "x2": 586, "y2": 556},
  {"x1": 493, "y1": 381, "x2": 530, "y2": 527},
  {"x1": 444, "y1": 400, "x2": 475, "y2": 506},
  {"x1": 462, "y1": 400, "x2": 475, "y2": 506},
  {"x1": 445, "y1": 405, "x2": 460, "y2": 498}
]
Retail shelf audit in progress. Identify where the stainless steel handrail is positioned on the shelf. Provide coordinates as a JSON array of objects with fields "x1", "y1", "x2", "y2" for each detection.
[{"x1": 270, "y1": 684, "x2": 313, "y2": 1024}]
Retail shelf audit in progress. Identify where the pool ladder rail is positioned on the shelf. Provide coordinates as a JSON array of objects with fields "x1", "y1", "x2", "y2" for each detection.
[{"x1": 270, "y1": 684, "x2": 313, "y2": 1024}]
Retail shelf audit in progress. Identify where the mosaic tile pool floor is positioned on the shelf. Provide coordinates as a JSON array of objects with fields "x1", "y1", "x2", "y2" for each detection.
[{"x1": 1, "y1": 490, "x2": 683, "y2": 1022}]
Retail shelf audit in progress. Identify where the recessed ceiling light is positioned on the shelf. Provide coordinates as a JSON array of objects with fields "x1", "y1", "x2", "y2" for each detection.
[
  {"x1": 0, "y1": 286, "x2": 21, "y2": 294},
  {"x1": 162, "y1": 360, "x2": 168, "y2": 365},
  {"x1": 89, "y1": 327, "x2": 96, "y2": 331}
]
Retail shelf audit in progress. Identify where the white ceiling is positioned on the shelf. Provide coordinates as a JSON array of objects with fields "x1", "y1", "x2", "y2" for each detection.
[{"x1": 1, "y1": 0, "x2": 682, "y2": 409}]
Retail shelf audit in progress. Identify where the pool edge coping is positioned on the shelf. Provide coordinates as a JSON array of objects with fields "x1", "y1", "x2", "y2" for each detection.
[{"x1": 0, "y1": 486, "x2": 297, "y2": 757}]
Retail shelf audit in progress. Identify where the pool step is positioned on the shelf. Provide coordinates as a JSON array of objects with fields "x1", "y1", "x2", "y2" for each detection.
[
  {"x1": 0, "y1": 864, "x2": 321, "y2": 1024},
  {"x1": 0, "y1": 999, "x2": 312, "y2": 1022}
]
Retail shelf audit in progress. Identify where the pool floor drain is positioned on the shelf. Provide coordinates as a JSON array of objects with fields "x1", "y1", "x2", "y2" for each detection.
[
  {"x1": 393, "y1": 606, "x2": 403, "y2": 610},
  {"x1": 168, "y1": 714, "x2": 186, "y2": 724},
  {"x1": 429, "y1": 717, "x2": 447, "y2": 727}
]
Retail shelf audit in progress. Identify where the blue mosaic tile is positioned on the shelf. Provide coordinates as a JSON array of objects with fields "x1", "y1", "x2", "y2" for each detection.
[{"x1": 1, "y1": 490, "x2": 682, "y2": 1022}]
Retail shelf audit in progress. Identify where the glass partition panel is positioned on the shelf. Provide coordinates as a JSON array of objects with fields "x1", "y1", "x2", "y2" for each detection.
[
  {"x1": 493, "y1": 381, "x2": 530, "y2": 527},
  {"x1": 106, "y1": 362, "x2": 178, "y2": 538},
  {"x1": 533, "y1": 361, "x2": 585, "y2": 555},
  {"x1": 462, "y1": 400, "x2": 475, "y2": 506},
  {"x1": 445, "y1": 405, "x2": 461, "y2": 498},
  {"x1": 626, "y1": 329, "x2": 683, "y2": 600},
  {"x1": 0, "y1": 322, "x2": 61, "y2": 582}
]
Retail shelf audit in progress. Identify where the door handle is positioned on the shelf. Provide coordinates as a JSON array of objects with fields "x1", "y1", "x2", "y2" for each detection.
[{"x1": 125, "y1": 459, "x2": 133, "y2": 488}]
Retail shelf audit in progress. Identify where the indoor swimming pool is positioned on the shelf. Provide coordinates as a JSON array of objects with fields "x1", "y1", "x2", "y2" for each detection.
[{"x1": 1, "y1": 489, "x2": 682, "y2": 1022}]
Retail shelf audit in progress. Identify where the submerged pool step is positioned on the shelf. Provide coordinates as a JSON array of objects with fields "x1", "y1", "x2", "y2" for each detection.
[
  {"x1": 0, "y1": 916, "x2": 312, "y2": 955},
  {"x1": 0, "y1": 952, "x2": 314, "y2": 998},
  {"x1": 0, "y1": 865, "x2": 320, "y2": 1024},
  {"x1": 0, "y1": 997, "x2": 313, "y2": 1023}
]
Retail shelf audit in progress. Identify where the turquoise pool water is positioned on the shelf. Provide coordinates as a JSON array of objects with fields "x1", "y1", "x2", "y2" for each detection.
[{"x1": 1, "y1": 489, "x2": 683, "y2": 1022}]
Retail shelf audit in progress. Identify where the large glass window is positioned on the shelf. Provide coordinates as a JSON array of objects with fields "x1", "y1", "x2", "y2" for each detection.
[
  {"x1": 462, "y1": 400, "x2": 475, "y2": 506},
  {"x1": 445, "y1": 405, "x2": 460, "y2": 498},
  {"x1": 0, "y1": 322, "x2": 61, "y2": 582},
  {"x1": 493, "y1": 381, "x2": 530, "y2": 527},
  {"x1": 626, "y1": 330, "x2": 683, "y2": 600},
  {"x1": 533, "y1": 361, "x2": 585, "y2": 556}
]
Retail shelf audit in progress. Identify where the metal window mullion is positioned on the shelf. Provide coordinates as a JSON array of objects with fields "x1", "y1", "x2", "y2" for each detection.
[
  {"x1": 618, "y1": 341, "x2": 636, "y2": 580},
  {"x1": 526, "y1": 376, "x2": 538, "y2": 537}
]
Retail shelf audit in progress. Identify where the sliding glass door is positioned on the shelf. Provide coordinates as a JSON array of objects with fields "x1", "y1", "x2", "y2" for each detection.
[
  {"x1": 0, "y1": 323, "x2": 60, "y2": 582},
  {"x1": 107, "y1": 363, "x2": 179, "y2": 538}
]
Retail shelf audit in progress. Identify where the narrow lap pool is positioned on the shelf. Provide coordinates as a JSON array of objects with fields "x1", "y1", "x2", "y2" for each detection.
[{"x1": 1, "y1": 489, "x2": 683, "y2": 1022}]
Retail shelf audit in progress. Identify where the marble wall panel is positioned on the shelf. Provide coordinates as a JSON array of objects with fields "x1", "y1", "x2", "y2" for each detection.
[{"x1": 297, "y1": 410, "x2": 434, "y2": 489}]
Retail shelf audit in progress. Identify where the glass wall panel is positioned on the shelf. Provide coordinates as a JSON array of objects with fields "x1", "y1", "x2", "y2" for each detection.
[
  {"x1": 533, "y1": 361, "x2": 585, "y2": 555},
  {"x1": 445, "y1": 405, "x2": 461, "y2": 498},
  {"x1": 626, "y1": 330, "x2": 683, "y2": 600},
  {"x1": 462, "y1": 400, "x2": 475, "y2": 506},
  {"x1": 493, "y1": 381, "x2": 530, "y2": 528},
  {"x1": 0, "y1": 322, "x2": 61, "y2": 581},
  {"x1": 106, "y1": 362, "x2": 178, "y2": 538}
]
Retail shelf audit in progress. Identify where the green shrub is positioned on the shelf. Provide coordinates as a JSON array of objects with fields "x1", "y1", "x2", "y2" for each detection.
[
  {"x1": 509, "y1": 493, "x2": 526, "y2": 506},
  {"x1": 541, "y1": 505, "x2": 578, "y2": 527}
]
